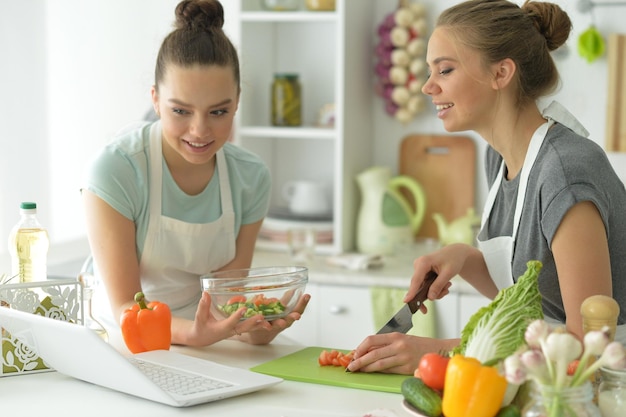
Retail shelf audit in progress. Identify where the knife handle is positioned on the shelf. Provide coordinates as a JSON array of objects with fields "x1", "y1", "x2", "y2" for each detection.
[{"x1": 407, "y1": 270, "x2": 438, "y2": 313}]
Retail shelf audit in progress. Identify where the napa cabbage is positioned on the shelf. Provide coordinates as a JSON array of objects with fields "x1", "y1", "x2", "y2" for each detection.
[{"x1": 452, "y1": 260, "x2": 544, "y2": 363}]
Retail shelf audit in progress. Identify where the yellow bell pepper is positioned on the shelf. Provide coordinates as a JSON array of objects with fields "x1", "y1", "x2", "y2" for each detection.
[{"x1": 442, "y1": 354, "x2": 508, "y2": 417}]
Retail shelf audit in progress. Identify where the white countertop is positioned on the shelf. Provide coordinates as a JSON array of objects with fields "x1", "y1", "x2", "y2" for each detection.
[
  {"x1": 2, "y1": 242, "x2": 478, "y2": 415},
  {"x1": 251, "y1": 247, "x2": 478, "y2": 295},
  {"x1": 0, "y1": 336, "x2": 415, "y2": 417}
]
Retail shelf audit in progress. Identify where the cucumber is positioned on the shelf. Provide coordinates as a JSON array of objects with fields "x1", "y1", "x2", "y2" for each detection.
[
  {"x1": 496, "y1": 404, "x2": 521, "y2": 417},
  {"x1": 401, "y1": 377, "x2": 443, "y2": 417}
]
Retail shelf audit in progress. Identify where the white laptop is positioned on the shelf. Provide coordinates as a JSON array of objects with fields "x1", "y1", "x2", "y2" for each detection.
[{"x1": 0, "y1": 307, "x2": 282, "y2": 407}]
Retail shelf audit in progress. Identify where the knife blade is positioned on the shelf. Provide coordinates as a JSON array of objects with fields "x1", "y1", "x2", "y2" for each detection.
[{"x1": 375, "y1": 270, "x2": 438, "y2": 335}]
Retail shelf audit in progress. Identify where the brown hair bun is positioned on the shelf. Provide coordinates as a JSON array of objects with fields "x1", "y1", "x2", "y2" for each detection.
[{"x1": 174, "y1": 0, "x2": 224, "y2": 32}]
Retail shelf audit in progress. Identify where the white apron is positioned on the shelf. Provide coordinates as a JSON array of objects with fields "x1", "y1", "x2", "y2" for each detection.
[
  {"x1": 477, "y1": 102, "x2": 626, "y2": 344},
  {"x1": 92, "y1": 122, "x2": 236, "y2": 329},
  {"x1": 477, "y1": 120, "x2": 552, "y2": 290},
  {"x1": 140, "y1": 122, "x2": 236, "y2": 319},
  {"x1": 477, "y1": 101, "x2": 591, "y2": 290}
]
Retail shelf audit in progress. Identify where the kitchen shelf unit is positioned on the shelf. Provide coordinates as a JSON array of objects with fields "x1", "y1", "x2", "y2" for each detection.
[{"x1": 230, "y1": 0, "x2": 375, "y2": 254}]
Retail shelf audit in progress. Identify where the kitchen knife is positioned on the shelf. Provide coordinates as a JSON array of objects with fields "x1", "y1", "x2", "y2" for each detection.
[{"x1": 375, "y1": 270, "x2": 438, "y2": 335}]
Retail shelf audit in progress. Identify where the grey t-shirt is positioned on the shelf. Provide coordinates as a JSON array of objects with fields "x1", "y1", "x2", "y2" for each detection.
[{"x1": 480, "y1": 123, "x2": 626, "y2": 324}]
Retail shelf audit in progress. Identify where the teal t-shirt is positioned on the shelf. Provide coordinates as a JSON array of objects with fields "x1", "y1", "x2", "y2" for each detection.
[{"x1": 84, "y1": 122, "x2": 271, "y2": 261}]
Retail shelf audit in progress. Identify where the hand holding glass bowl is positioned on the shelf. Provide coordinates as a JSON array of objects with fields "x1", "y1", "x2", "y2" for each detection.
[{"x1": 200, "y1": 266, "x2": 308, "y2": 322}]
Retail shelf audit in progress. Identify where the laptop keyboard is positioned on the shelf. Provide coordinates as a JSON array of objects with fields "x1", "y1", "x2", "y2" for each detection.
[{"x1": 129, "y1": 358, "x2": 234, "y2": 396}]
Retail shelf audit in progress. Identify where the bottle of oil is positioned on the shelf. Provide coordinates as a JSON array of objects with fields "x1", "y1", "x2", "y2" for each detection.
[{"x1": 8, "y1": 202, "x2": 50, "y2": 282}]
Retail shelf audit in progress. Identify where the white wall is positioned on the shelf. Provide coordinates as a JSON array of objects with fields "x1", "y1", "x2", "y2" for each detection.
[
  {"x1": 0, "y1": 1, "x2": 49, "y2": 267},
  {"x1": 0, "y1": 0, "x2": 179, "y2": 272},
  {"x1": 1, "y1": 0, "x2": 625, "y2": 272}
]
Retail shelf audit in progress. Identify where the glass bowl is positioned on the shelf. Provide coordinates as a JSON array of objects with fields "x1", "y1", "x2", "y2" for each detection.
[{"x1": 200, "y1": 266, "x2": 308, "y2": 321}]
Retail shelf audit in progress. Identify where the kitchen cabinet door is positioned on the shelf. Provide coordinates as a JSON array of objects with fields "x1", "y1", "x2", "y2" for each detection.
[
  {"x1": 316, "y1": 284, "x2": 375, "y2": 350},
  {"x1": 433, "y1": 293, "x2": 459, "y2": 340},
  {"x1": 280, "y1": 282, "x2": 320, "y2": 346},
  {"x1": 458, "y1": 293, "x2": 491, "y2": 330}
]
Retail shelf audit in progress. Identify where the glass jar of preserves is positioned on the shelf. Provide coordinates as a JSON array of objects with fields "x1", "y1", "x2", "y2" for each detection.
[
  {"x1": 262, "y1": 0, "x2": 300, "y2": 11},
  {"x1": 598, "y1": 367, "x2": 626, "y2": 417},
  {"x1": 271, "y1": 73, "x2": 301, "y2": 127},
  {"x1": 305, "y1": 0, "x2": 335, "y2": 11}
]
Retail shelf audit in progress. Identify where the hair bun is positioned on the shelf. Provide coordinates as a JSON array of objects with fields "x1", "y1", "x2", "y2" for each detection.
[
  {"x1": 174, "y1": 0, "x2": 224, "y2": 31},
  {"x1": 522, "y1": 1, "x2": 571, "y2": 51}
]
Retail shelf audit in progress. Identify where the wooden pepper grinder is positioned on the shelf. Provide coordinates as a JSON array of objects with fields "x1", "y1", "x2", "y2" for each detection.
[
  {"x1": 580, "y1": 294, "x2": 620, "y2": 400},
  {"x1": 581, "y1": 294, "x2": 620, "y2": 341}
]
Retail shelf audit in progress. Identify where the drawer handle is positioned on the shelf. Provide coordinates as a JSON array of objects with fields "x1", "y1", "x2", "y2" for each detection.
[{"x1": 328, "y1": 305, "x2": 346, "y2": 314}]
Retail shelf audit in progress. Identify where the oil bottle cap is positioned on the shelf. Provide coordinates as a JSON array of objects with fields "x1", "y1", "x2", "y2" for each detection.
[{"x1": 274, "y1": 73, "x2": 299, "y2": 80}]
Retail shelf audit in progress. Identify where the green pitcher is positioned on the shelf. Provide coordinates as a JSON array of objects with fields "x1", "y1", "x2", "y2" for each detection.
[{"x1": 355, "y1": 166, "x2": 426, "y2": 255}]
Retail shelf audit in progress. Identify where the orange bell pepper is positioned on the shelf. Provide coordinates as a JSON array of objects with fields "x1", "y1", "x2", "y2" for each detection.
[
  {"x1": 120, "y1": 292, "x2": 171, "y2": 354},
  {"x1": 442, "y1": 354, "x2": 508, "y2": 417}
]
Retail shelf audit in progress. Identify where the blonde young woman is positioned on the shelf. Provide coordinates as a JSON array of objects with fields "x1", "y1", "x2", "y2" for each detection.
[{"x1": 349, "y1": 0, "x2": 626, "y2": 375}]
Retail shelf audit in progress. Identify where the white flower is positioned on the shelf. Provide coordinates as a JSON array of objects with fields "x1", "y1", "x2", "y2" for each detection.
[
  {"x1": 571, "y1": 340, "x2": 626, "y2": 386},
  {"x1": 600, "y1": 341, "x2": 626, "y2": 369},
  {"x1": 508, "y1": 319, "x2": 626, "y2": 389},
  {"x1": 504, "y1": 354, "x2": 527, "y2": 385},
  {"x1": 524, "y1": 319, "x2": 551, "y2": 349},
  {"x1": 583, "y1": 326, "x2": 611, "y2": 356},
  {"x1": 520, "y1": 349, "x2": 550, "y2": 384},
  {"x1": 544, "y1": 332, "x2": 582, "y2": 364}
]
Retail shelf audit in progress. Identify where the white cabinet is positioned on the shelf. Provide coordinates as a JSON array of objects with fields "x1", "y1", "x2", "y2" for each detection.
[
  {"x1": 282, "y1": 282, "x2": 375, "y2": 350},
  {"x1": 230, "y1": 1, "x2": 376, "y2": 254},
  {"x1": 282, "y1": 282, "x2": 320, "y2": 347},
  {"x1": 458, "y1": 292, "x2": 491, "y2": 331},
  {"x1": 433, "y1": 293, "x2": 459, "y2": 340},
  {"x1": 316, "y1": 284, "x2": 375, "y2": 349},
  {"x1": 282, "y1": 282, "x2": 491, "y2": 349}
]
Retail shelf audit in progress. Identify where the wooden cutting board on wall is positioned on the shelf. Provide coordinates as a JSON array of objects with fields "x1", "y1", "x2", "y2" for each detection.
[
  {"x1": 399, "y1": 134, "x2": 476, "y2": 239},
  {"x1": 606, "y1": 33, "x2": 626, "y2": 152}
]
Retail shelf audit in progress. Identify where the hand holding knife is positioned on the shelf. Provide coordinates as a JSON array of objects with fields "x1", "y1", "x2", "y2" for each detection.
[
  {"x1": 375, "y1": 270, "x2": 438, "y2": 335},
  {"x1": 345, "y1": 270, "x2": 438, "y2": 373}
]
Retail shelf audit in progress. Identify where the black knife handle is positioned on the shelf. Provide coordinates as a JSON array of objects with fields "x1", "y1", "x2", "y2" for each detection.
[{"x1": 407, "y1": 270, "x2": 438, "y2": 314}]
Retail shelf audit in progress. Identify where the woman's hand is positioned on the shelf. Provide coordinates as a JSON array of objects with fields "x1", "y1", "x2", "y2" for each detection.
[
  {"x1": 408, "y1": 243, "x2": 497, "y2": 302},
  {"x1": 241, "y1": 292, "x2": 311, "y2": 345},
  {"x1": 346, "y1": 333, "x2": 459, "y2": 375},
  {"x1": 172, "y1": 291, "x2": 267, "y2": 346},
  {"x1": 177, "y1": 291, "x2": 311, "y2": 346}
]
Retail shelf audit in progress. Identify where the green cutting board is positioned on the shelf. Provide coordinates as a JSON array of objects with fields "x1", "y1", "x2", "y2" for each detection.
[{"x1": 250, "y1": 347, "x2": 408, "y2": 393}]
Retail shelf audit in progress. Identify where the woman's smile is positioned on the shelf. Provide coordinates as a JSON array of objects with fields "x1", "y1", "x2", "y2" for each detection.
[{"x1": 182, "y1": 138, "x2": 215, "y2": 152}]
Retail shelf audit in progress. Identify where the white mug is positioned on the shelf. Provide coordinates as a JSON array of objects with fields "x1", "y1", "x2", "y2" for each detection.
[{"x1": 282, "y1": 181, "x2": 331, "y2": 216}]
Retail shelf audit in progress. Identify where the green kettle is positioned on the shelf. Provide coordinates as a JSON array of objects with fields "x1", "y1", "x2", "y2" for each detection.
[
  {"x1": 432, "y1": 207, "x2": 481, "y2": 247},
  {"x1": 355, "y1": 166, "x2": 426, "y2": 255}
]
